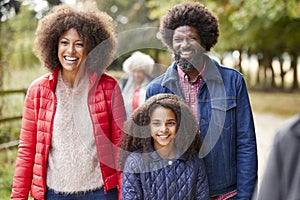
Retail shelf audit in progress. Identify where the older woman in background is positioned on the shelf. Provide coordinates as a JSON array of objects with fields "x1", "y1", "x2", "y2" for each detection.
[{"x1": 121, "y1": 51, "x2": 154, "y2": 117}]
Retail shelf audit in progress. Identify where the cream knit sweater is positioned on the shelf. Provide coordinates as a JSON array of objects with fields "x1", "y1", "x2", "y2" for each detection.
[{"x1": 46, "y1": 72, "x2": 103, "y2": 193}]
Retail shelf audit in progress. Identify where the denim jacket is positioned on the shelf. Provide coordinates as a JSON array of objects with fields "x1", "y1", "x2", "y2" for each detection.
[{"x1": 146, "y1": 56, "x2": 258, "y2": 199}]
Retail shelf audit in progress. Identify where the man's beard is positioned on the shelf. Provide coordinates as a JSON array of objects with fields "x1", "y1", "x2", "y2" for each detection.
[
  {"x1": 174, "y1": 45, "x2": 207, "y2": 73},
  {"x1": 174, "y1": 53, "x2": 195, "y2": 72}
]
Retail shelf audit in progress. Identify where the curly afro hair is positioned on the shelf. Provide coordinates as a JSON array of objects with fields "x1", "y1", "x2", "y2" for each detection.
[
  {"x1": 33, "y1": 3, "x2": 115, "y2": 73},
  {"x1": 119, "y1": 93, "x2": 202, "y2": 170},
  {"x1": 160, "y1": 2, "x2": 219, "y2": 51}
]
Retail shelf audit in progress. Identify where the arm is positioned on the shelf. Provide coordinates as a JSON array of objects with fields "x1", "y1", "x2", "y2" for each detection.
[
  {"x1": 196, "y1": 158, "x2": 210, "y2": 200},
  {"x1": 11, "y1": 88, "x2": 37, "y2": 199},
  {"x1": 110, "y1": 82, "x2": 126, "y2": 162},
  {"x1": 110, "y1": 82, "x2": 126, "y2": 198},
  {"x1": 236, "y1": 77, "x2": 258, "y2": 199},
  {"x1": 145, "y1": 82, "x2": 156, "y2": 100},
  {"x1": 122, "y1": 155, "x2": 143, "y2": 200}
]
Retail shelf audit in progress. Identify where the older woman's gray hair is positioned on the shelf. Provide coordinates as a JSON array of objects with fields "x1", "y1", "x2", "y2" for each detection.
[{"x1": 122, "y1": 51, "x2": 154, "y2": 75}]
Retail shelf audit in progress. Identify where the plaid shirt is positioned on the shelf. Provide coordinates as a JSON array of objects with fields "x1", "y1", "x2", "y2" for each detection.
[
  {"x1": 211, "y1": 189, "x2": 237, "y2": 200},
  {"x1": 178, "y1": 66, "x2": 238, "y2": 200},
  {"x1": 177, "y1": 67, "x2": 204, "y2": 120}
]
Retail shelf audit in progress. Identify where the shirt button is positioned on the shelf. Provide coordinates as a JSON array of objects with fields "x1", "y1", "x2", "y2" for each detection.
[
  {"x1": 171, "y1": 182, "x2": 176, "y2": 187},
  {"x1": 168, "y1": 160, "x2": 173, "y2": 165},
  {"x1": 201, "y1": 118, "x2": 205, "y2": 123}
]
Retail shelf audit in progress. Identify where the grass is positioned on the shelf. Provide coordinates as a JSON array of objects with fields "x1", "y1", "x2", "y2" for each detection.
[
  {"x1": 0, "y1": 148, "x2": 17, "y2": 199},
  {"x1": 249, "y1": 90, "x2": 300, "y2": 118},
  {"x1": 1, "y1": 65, "x2": 45, "y2": 200}
]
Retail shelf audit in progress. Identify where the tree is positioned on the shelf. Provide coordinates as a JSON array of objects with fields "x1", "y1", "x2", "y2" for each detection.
[
  {"x1": 0, "y1": 0, "x2": 62, "y2": 117},
  {"x1": 0, "y1": 0, "x2": 63, "y2": 81},
  {"x1": 0, "y1": 0, "x2": 21, "y2": 116},
  {"x1": 0, "y1": 0, "x2": 21, "y2": 87},
  {"x1": 212, "y1": 0, "x2": 300, "y2": 90},
  {"x1": 0, "y1": 0, "x2": 21, "y2": 21},
  {"x1": 147, "y1": 0, "x2": 300, "y2": 90},
  {"x1": 96, "y1": 0, "x2": 165, "y2": 71}
]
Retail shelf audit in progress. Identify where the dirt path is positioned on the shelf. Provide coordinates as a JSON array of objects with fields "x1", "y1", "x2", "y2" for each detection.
[{"x1": 253, "y1": 112, "x2": 289, "y2": 191}]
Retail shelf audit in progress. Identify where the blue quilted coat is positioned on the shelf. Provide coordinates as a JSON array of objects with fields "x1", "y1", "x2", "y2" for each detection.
[{"x1": 122, "y1": 149, "x2": 209, "y2": 200}]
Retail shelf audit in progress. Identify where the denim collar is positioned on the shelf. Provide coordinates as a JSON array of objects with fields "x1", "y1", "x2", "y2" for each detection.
[{"x1": 161, "y1": 55, "x2": 223, "y2": 88}]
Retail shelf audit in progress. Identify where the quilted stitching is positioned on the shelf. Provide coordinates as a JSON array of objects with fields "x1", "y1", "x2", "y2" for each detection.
[
  {"x1": 122, "y1": 151, "x2": 209, "y2": 200},
  {"x1": 11, "y1": 70, "x2": 126, "y2": 199}
]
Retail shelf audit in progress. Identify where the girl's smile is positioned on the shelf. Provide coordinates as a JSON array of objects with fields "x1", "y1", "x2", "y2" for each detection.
[{"x1": 150, "y1": 106, "x2": 177, "y2": 154}]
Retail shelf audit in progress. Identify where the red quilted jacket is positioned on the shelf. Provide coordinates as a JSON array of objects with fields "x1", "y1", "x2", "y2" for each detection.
[{"x1": 11, "y1": 68, "x2": 126, "y2": 200}]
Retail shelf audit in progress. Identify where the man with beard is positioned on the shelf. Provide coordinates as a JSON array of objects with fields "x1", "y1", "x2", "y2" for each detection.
[{"x1": 146, "y1": 2, "x2": 257, "y2": 199}]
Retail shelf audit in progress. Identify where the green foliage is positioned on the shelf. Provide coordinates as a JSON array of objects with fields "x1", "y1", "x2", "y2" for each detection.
[
  {"x1": 97, "y1": 0, "x2": 155, "y2": 31},
  {"x1": 147, "y1": 0, "x2": 300, "y2": 55},
  {"x1": 4, "y1": 5, "x2": 39, "y2": 69},
  {"x1": 0, "y1": 148, "x2": 18, "y2": 199},
  {"x1": 0, "y1": 93, "x2": 23, "y2": 144},
  {"x1": 215, "y1": 0, "x2": 300, "y2": 55},
  {"x1": 146, "y1": 0, "x2": 182, "y2": 20},
  {"x1": 145, "y1": 0, "x2": 300, "y2": 90},
  {"x1": 0, "y1": 0, "x2": 21, "y2": 21},
  {"x1": 0, "y1": 62, "x2": 45, "y2": 200},
  {"x1": 95, "y1": 0, "x2": 170, "y2": 71},
  {"x1": 0, "y1": 122, "x2": 21, "y2": 144}
]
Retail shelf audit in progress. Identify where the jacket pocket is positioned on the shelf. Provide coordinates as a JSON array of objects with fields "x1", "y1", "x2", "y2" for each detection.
[{"x1": 210, "y1": 98, "x2": 237, "y2": 129}]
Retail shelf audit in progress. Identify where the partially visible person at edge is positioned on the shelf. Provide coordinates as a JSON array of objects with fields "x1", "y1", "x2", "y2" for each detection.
[
  {"x1": 257, "y1": 114, "x2": 300, "y2": 200},
  {"x1": 146, "y1": 2, "x2": 257, "y2": 199},
  {"x1": 120, "y1": 51, "x2": 154, "y2": 117},
  {"x1": 11, "y1": 4, "x2": 126, "y2": 200},
  {"x1": 119, "y1": 93, "x2": 209, "y2": 199}
]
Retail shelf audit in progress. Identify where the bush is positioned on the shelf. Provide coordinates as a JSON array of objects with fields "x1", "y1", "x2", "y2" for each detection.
[
  {"x1": 0, "y1": 122, "x2": 21, "y2": 144},
  {"x1": 0, "y1": 148, "x2": 18, "y2": 199}
]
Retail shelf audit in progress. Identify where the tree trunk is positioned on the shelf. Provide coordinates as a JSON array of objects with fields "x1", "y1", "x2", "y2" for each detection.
[
  {"x1": 269, "y1": 63, "x2": 276, "y2": 88},
  {"x1": 279, "y1": 57, "x2": 285, "y2": 89},
  {"x1": 256, "y1": 63, "x2": 260, "y2": 86},
  {"x1": 261, "y1": 55, "x2": 273, "y2": 89},
  {"x1": 290, "y1": 52, "x2": 299, "y2": 90}
]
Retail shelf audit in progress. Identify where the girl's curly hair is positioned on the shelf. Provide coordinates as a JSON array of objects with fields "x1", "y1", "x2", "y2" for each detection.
[
  {"x1": 33, "y1": 3, "x2": 115, "y2": 74},
  {"x1": 159, "y1": 2, "x2": 219, "y2": 51},
  {"x1": 119, "y1": 93, "x2": 202, "y2": 170}
]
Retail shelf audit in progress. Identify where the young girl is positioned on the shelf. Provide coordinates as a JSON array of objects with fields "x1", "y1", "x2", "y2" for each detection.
[{"x1": 119, "y1": 93, "x2": 209, "y2": 200}]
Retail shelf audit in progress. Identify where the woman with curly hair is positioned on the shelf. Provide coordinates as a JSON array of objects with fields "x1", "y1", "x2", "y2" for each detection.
[
  {"x1": 119, "y1": 93, "x2": 209, "y2": 199},
  {"x1": 11, "y1": 3, "x2": 126, "y2": 200},
  {"x1": 146, "y1": 2, "x2": 257, "y2": 199}
]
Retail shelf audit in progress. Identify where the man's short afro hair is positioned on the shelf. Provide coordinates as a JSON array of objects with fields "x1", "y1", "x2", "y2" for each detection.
[{"x1": 160, "y1": 2, "x2": 219, "y2": 51}]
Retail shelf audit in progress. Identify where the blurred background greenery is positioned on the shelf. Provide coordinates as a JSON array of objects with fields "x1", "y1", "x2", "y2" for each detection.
[{"x1": 1, "y1": 0, "x2": 300, "y2": 199}]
